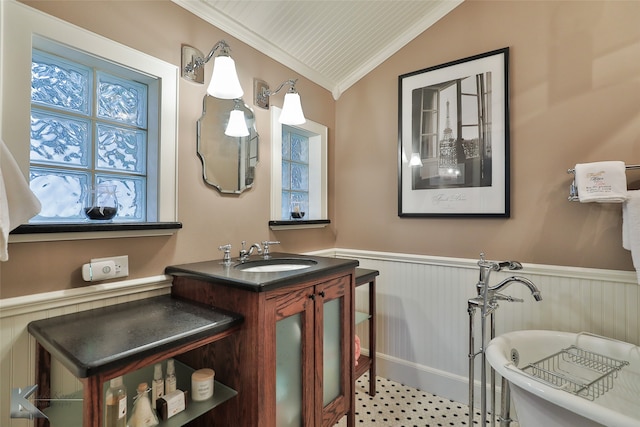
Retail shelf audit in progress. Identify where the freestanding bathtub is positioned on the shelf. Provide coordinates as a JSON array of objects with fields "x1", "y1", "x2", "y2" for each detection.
[{"x1": 486, "y1": 330, "x2": 640, "y2": 427}]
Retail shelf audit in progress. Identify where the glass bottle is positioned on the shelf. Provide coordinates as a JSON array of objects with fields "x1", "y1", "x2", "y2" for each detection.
[
  {"x1": 165, "y1": 359, "x2": 177, "y2": 394},
  {"x1": 105, "y1": 376, "x2": 127, "y2": 427},
  {"x1": 128, "y1": 382, "x2": 159, "y2": 427}
]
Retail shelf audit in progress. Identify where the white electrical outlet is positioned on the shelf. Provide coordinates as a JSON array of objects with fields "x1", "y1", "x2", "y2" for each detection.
[{"x1": 91, "y1": 255, "x2": 129, "y2": 279}]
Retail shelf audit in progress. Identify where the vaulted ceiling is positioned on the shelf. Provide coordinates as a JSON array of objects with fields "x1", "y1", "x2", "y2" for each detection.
[{"x1": 172, "y1": 0, "x2": 463, "y2": 99}]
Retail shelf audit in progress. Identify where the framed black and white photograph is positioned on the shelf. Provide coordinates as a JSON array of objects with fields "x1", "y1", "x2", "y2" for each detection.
[{"x1": 398, "y1": 47, "x2": 510, "y2": 217}]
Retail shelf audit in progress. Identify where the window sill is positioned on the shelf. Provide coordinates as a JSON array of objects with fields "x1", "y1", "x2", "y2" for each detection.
[
  {"x1": 268, "y1": 220, "x2": 330, "y2": 231},
  {"x1": 9, "y1": 222, "x2": 182, "y2": 243}
]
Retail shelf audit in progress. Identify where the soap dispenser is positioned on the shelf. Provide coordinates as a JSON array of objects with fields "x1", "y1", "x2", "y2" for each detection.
[
  {"x1": 151, "y1": 363, "x2": 164, "y2": 409},
  {"x1": 165, "y1": 359, "x2": 177, "y2": 393}
]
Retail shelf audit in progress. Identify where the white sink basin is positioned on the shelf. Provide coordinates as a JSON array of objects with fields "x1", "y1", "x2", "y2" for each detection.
[
  {"x1": 240, "y1": 264, "x2": 312, "y2": 273},
  {"x1": 234, "y1": 258, "x2": 317, "y2": 273}
]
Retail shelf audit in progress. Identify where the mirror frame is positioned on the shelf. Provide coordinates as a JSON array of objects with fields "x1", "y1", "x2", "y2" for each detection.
[{"x1": 196, "y1": 95, "x2": 259, "y2": 194}]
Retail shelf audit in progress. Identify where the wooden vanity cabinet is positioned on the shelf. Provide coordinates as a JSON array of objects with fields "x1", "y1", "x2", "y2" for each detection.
[{"x1": 171, "y1": 268, "x2": 355, "y2": 427}]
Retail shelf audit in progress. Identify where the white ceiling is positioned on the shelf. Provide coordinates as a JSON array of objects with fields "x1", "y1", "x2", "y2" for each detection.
[{"x1": 172, "y1": 0, "x2": 463, "y2": 99}]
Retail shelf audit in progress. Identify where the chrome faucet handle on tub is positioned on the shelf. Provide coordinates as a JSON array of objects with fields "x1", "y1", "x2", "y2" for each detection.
[
  {"x1": 218, "y1": 244, "x2": 232, "y2": 265},
  {"x1": 261, "y1": 241, "x2": 280, "y2": 259}
]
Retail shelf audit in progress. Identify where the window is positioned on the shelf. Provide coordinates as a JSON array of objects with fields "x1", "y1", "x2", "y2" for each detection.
[
  {"x1": 270, "y1": 107, "x2": 328, "y2": 229},
  {"x1": 30, "y1": 47, "x2": 152, "y2": 222},
  {"x1": 2, "y1": 1, "x2": 179, "y2": 239},
  {"x1": 281, "y1": 128, "x2": 309, "y2": 220}
]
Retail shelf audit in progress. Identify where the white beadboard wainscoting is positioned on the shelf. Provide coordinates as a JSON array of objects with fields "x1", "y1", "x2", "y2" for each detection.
[
  {"x1": 0, "y1": 276, "x2": 172, "y2": 427},
  {"x1": 326, "y1": 249, "x2": 640, "y2": 407},
  {"x1": 1, "y1": 251, "x2": 639, "y2": 426}
]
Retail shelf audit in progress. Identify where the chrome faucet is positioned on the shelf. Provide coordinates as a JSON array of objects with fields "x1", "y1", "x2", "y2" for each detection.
[
  {"x1": 239, "y1": 241, "x2": 262, "y2": 261},
  {"x1": 485, "y1": 276, "x2": 543, "y2": 302}
]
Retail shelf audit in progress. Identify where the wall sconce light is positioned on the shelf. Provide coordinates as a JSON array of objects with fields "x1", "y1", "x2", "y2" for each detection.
[
  {"x1": 254, "y1": 78, "x2": 306, "y2": 125},
  {"x1": 181, "y1": 40, "x2": 243, "y2": 99},
  {"x1": 225, "y1": 100, "x2": 250, "y2": 137}
]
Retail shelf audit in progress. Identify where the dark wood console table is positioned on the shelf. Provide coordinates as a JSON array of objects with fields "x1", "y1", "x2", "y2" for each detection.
[{"x1": 27, "y1": 295, "x2": 243, "y2": 427}]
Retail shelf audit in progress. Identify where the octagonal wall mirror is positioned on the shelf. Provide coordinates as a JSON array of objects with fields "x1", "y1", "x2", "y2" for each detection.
[{"x1": 197, "y1": 95, "x2": 259, "y2": 194}]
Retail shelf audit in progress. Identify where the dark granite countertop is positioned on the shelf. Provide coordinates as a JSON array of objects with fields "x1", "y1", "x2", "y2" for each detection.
[
  {"x1": 27, "y1": 295, "x2": 243, "y2": 378},
  {"x1": 355, "y1": 268, "x2": 379, "y2": 285},
  {"x1": 165, "y1": 253, "x2": 359, "y2": 292}
]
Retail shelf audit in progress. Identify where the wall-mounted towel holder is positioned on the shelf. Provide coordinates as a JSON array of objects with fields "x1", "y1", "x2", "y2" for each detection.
[{"x1": 567, "y1": 164, "x2": 640, "y2": 201}]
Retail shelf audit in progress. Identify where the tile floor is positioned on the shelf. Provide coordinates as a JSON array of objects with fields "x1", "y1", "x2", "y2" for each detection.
[{"x1": 336, "y1": 373, "x2": 510, "y2": 427}]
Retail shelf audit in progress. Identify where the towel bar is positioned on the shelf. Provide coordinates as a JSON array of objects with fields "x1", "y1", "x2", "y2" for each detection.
[{"x1": 567, "y1": 164, "x2": 640, "y2": 201}]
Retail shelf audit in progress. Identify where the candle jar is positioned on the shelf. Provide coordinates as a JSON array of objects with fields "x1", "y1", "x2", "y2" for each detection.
[
  {"x1": 290, "y1": 201, "x2": 306, "y2": 220},
  {"x1": 84, "y1": 184, "x2": 118, "y2": 221}
]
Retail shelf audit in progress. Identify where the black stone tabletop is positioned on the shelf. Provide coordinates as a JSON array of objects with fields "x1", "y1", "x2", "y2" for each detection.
[{"x1": 27, "y1": 295, "x2": 243, "y2": 378}]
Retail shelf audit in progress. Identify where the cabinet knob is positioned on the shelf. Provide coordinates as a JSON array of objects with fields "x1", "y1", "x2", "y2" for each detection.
[
  {"x1": 318, "y1": 291, "x2": 325, "y2": 298},
  {"x1": 309, "y1": 294, "x2": 315, "y2": 301}
]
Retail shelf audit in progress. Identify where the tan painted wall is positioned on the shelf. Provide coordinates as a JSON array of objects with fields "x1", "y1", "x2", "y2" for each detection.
[
  {"x1": 2, "y1": 0, "x2": 640, "y2": 298},
  {"x1": 1, "y1": 0, "x2": 337, "y2": 298},
  {"x1": 335, "y1": 0, "x2": 640, "y2": 270}
]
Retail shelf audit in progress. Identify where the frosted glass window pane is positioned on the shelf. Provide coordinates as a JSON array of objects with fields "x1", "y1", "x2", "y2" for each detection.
[
  {"x1": 282, "y1": 130, "x2": 291, "y2": 161},
  {"x1": 323, "y1": 298, "x2": 342, "y2": 405},
  {"x1": 281, "y1": 191, "x2": 290, "y2": 220},
  {"x1": 97, "y1": 175, "x2": 146, "y2": 221},
  {"x1": 30, "y1": 109, "x2": 90, "y2": 167},
  {"x1": 290, "y1": 164, "x2": 309, "y2": 191},
  {"x1": 29, "y1": 167, "x2": 88, "y2": 221},
  {"x1": 96, "y1": 124, "x2": 147, "y2": 173},
  {"x1": 31, "y1": 51, "x2": 91, "y2": 115},
  {"x1": 276, "y1": 314, "x2": 302, "y2": 427},
  {"x1": 282, "y1": 160, "x2": 291, "y2": 191},
  {"x1": 290, "y1": 133, "x2": 308, "y2": 163},
  {"x1": 97, "y1": 71, "x2": 147, "y2": 127}
]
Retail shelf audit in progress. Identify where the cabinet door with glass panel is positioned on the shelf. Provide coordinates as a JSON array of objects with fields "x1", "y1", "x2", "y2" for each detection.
[{"x1": 266, "y1": 275, "x2": 352, "y2": 427}]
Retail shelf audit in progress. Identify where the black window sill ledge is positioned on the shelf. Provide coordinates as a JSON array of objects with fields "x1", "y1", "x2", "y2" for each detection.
[
  {"x1": 268, "y1": 220, "x2": 330, "y2": 230},
  {"x1": 9, "y1": 222, "x2": 182, "y2": 242},
  {"x1": 11, "y1": 222, "x2": 182, "y2": 235}
]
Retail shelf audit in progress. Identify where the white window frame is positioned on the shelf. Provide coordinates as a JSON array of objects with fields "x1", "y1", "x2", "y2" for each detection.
[
  {"x1": 270, "y1": 107, "x2": 328, "y2": 229},
  {"x1": 1, "y1": 1, "x2": 179, "y2": 241}
]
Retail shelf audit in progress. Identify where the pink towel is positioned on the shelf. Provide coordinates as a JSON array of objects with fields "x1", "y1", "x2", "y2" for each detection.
[{"x1": 355, "y1": 335, "x2": 361, "y2": 366}]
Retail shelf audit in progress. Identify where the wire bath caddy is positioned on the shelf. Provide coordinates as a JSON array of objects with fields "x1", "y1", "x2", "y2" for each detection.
[{"x1": 521, "y1": 345, "x2": 629, "y2": 400}]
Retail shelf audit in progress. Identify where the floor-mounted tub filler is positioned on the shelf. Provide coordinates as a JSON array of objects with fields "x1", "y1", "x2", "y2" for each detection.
[
  {"x1": 486, "y1": 330, "x2": 640, "y2": 427},
  {"x1": 468, "y1": 254, "x2": 543, "y2": 426}
]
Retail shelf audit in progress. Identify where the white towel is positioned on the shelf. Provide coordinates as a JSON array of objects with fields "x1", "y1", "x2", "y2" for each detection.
[
  {"x1": 574, "y1": 161, "x2": 628, "y2": 203},
  {"x1": 623, "y1": 190, "x2": 640, "y2": 284},
  {"x1": 1, "y1": 139, "x2": 42, "y2": 261}
]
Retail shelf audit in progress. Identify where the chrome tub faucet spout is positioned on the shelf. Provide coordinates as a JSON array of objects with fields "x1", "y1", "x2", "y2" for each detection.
[{"x1": 488, "y1": 276, "x2": 543, "y2": 301}]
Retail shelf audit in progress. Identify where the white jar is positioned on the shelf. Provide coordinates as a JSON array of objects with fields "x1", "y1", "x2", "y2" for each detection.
[{"x1": 191, "y1": 368, "x2": 215, "y2": 401}]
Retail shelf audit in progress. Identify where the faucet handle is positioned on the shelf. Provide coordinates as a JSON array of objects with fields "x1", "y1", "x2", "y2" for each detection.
[
  {"x1": 262, "y1": 241, "x2": 280, "y2": 259},
  {"x1": 494, "y1": 292, "x2": 524, "y2": 303},
  {"x1": 218, "y1": 244, "x2": 232, "y2": 265}
]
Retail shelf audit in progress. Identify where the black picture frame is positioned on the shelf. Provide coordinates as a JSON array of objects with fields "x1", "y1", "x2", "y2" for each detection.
[{"x1": 398, "y1": 47, "x2": 510, "y2": 217}]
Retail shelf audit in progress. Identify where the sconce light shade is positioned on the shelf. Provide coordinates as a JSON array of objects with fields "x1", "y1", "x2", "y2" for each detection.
[
  {"x1": 409, "y1": 153, "x2": 423, "y2": 167},
  {"x1": 208, "y1": 55, "x2": 244, "y2": 99},
  {"x1": 181, "y1": 41, "x2": 244, "y2": 100},
  {"x1": 254, "y1": 78, "x2": 306, "y2": 125},
  {"x1": 225, "y1": 109, "x2": 250, "y2": 137},
  {"x1": 279, "y1": 92, "x2": 306, "y2": 125}
]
